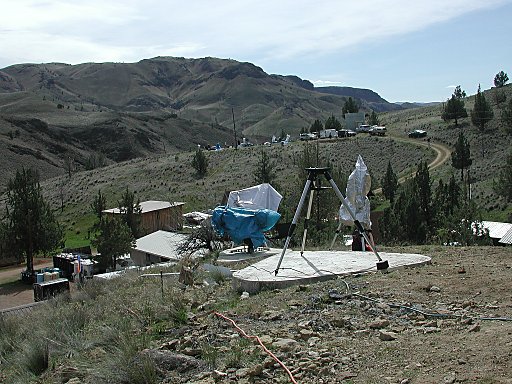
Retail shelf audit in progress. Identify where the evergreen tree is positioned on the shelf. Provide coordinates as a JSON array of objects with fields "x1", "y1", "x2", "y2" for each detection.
[
  {"x1": 471, "y1": 84, "x2": 494, "y2": 132},
  {"x1": 415, "y1": 161, "x2": 433, "y2": 231},
  {"x1": 494, "y1": 70, "x2": 509, "y2": 88},
  {"x1": 310, "y1": 119, "x2": 323, "y2": 133},
  {"x1": 254, "y1": 149, "x2": 277, "y2": 185},
  {"x1": 451, "y1": 131, "x2": 472, "y2": 181},
  {"x1": 4, "y1": 168, "x2": 63, "y2": 274},
  {"x1": 324, "y1": 115, "x2": 342, "y2": 130},
  {"x1": 92, "y1": 216, "x2": 134, "y2": 271},
  {"x1": 118, "y1": 188, "x2": 142, "y2": 238},
  {"x1": 91, "y1": 189, "x2": 107, "y2": 222},
  {"x1": 494, "y1": 150, "x2": 512, "y2": 202},
  {"x1": 368, "y1": 110, "x2": 379, "y2": 126},
  {"x1": 192, "y1": 147, "x2": 208, "y2": 177},
  {"x1": 342, "y1": 97, "x2": 359, "y2": 117},
  {"x1": 381, "y1": 160, "x2": 398, "y2": 202},
  {"x1": 441, "y1": 86, "x2": 467, "y2": 126}
]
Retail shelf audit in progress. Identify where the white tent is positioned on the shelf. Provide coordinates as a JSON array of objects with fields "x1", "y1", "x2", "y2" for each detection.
[
  {"x1": 339, "y1": 155, "x2": 372, "y2": 228},
  {"x1": 227, "y1": 183, "x2": 282, "y2": 211}
]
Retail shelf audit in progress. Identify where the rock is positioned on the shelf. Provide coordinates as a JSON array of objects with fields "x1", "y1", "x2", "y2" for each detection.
[
  {"x1": 443, "y1": 373, "x2": 456, "y2": 383},
  {"x1": 422, "y1": 327, "x2": 441, "y2": 334},
  {"x1": 261, "y1": 310, "x2": 283, "y2": 321},
  {"x1": 468, "y1": 323, "x2": 481, "y2": 332},
  {"x1": 65, "y1": 379, "x2": 81, "y2": 384},
  {"x1": 369, "y1": 318, "x2": 390, "y2": 329},
  {"x1": 378, "y1": 330, "x2": 398, "y2": 341},
  {"x1": 430, "y1": 285, "x2": 441, "y2": 292},
  {"x1": 354, "y1": 329, "x2": 371, "y2": 337},
  {"x1": 299, "y1": 329, "x2": 315, "y2": 340},
  {"x1": 235, "y1": 368, "x2": 251, "y2": 378},
  {"x1": 338, "y1": 371, "x2": 357, "y2": 380},
  {"x1": 240, "y1": 291, "x2": 250, "y2": 300},
  {"x1": 258, "y1": 334, "x2": 273, "y2": 345},
  {"x1": 138, "y1": 349, "x2": 206, "y2": 373},
  {"x1": 247, "y1": 363, "x2": 264, "y2": 376},
  {"x1": 272, "y1": 338, "x2": 299, "y2": 351},
  {"x1": 400, "y1": 379, "x2": 410, "y2": 384}
]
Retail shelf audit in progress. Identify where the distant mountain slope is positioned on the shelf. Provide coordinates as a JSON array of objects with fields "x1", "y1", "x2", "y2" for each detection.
[
  {"x1": 0, "y1": 56, "x2": 412, "y2": 185},
  {"x1": 315, "y1": 86, "x2": 403, "y2": 112}
]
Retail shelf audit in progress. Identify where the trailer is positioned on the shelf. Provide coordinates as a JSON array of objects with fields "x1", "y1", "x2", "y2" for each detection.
[
  {"x1": 319, "y1": 129, "x2": 338, "y2": 139},
  {"x1": 33, "y1": 278, "x2": 70, "y2": 302}
]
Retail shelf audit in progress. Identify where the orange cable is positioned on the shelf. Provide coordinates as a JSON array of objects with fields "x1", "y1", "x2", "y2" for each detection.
[{"x1": 213, "y1": 311, "x2": 298, "y2": 384}]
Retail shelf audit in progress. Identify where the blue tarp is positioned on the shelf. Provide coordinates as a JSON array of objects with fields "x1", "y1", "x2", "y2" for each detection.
[{"x1": 211, "y1": 206, "x2": 281, "y2": 248}]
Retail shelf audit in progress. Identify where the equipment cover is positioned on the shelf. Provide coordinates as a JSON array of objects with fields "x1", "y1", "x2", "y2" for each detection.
[
  {"x1": 211, "y1": 206, "x2": 281, "y2": 248},
  {"x1": 227, "y1": 183, "x2": 282, "y2": 211},
  {"x1": 339, "y1": 155, "x2": 372, "y2": 228}
]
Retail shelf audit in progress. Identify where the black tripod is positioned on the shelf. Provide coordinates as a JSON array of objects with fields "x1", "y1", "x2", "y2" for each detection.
[{"x1": 274, "y1": 167, "x2": 389, "y2": 275}]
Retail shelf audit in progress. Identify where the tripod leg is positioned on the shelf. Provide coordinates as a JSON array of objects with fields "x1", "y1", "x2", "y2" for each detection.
[
  {"x1": 300, "y1": 189, "x2": 315, "y2": 255},
  {"x1": 324, "y1": 172, "x2": 387, "y2": 269},
  {"x1": 329, "y1": 220, "x2": 343, "y2": 250},
  {"x1": 274, "y1": 179, "x2": 312, "y2": 275}
]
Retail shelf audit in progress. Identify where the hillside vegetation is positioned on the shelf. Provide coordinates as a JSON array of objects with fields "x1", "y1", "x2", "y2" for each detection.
[{"x1": 0, "y1": 57, "x2": 400, "y2": 187}]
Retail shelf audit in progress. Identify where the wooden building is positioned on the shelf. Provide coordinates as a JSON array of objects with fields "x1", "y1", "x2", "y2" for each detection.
[{"x1": 103, "y1": 200, "x2": 185, "y2": 236}]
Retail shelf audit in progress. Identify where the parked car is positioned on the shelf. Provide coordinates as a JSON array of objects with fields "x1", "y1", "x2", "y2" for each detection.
[
  {"x1": 369, "y1": 126, "x2": 387, "y2": 136},
  {"x1": 338, "y1": 129, "x2": 357, "y2": 137},
  {"x1": 299, "y1": 133, "x2": 316, "y2": 141},
  {"x1": 408, "y1": 129, "x2": 427, "y2": 138},
  {"x1": 356, "y1": 124, "x2": 371, "y2": 133}
]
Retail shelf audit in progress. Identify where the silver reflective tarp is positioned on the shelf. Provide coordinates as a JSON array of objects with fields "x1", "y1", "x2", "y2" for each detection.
[
  {"x1": 339, "y1": 155, "x2": 372, "y2": 228},
  {"x1": 227, "y1": 183, "x2": 282, "y2": 211}
]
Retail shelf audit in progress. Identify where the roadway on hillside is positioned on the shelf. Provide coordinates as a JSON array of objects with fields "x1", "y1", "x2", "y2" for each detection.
[{"x1": 372, "y1": 137, "x2": 452, "y2": 195}]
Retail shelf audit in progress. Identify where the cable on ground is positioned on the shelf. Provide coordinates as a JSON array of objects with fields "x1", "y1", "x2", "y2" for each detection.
[{"x1": 213, "y1": 311, "x2": 298, "y2": 384}]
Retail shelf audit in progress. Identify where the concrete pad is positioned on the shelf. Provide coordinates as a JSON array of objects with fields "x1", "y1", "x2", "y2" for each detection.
[
  {"x1": 232, "y1": 251, "x2": 431, "y2": 293},
  {"x1": 217, "y1": 246, "x2": 286, "y2": 265}
]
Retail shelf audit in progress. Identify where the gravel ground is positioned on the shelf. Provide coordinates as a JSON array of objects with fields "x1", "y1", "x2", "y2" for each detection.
[{"x1": 122, "y1": 245, "x2": 512, "y2": 384}]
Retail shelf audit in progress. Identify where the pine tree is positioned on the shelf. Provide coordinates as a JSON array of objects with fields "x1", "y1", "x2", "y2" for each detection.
[
  {"x1": 442, "y1": 86, "x2": 467, "y2": 126},
  {"x1": 192, "y1": 147, "x2": 208, "y2": 177},
  {"x1": 92, "y1": 216, "x2": 134, "y2": 271},
  {"x1": 369, "y1": 110, "x2": 379, "y2": 126},
  {"x1": 118, "y1": 188, "x2": 142, "y2": 238},
  {"x1": 342, "y1": 97, "x2": 359, "y2": 117},
  {"x1": 494, "y1": 70, "x2": 509, "y2": 88},
  {"x1": 415, "y1": 161, "x2": 433, "y2": 231},
  {"x1": 471, "y1": 84, "x2": 494, "y2": 132},
  {"x1": 324, "y1": 115, "x2": 342, "y2": 130},
  {"x1": 4, "y1": 168, "x2": 63, "y2": 274},
  {"x1": 381, "y1": 160, "x2": 398, "y2": 202},
  {"x1": 451, "y1": 131, "x2": 472, "y2": 181},
  {"x1": 254, "y1": 149, "x2": 277, "y2": 185},
  {"x1": 310, "y1": 119, "x2": 323, "y2": 133}
]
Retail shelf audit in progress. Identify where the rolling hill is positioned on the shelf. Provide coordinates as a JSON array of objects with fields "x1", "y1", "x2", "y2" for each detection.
[{"x1": 0, "y1": 57, "x2": 402, "y2": 186}]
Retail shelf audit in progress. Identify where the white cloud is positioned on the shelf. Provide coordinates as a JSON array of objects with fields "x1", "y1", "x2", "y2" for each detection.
[
  {"x1": 311, "y1": 80, "x2": 343, "y2": 87},
  {"x1": 0, "y1": 0, "x2": 510, "y2": 67}
]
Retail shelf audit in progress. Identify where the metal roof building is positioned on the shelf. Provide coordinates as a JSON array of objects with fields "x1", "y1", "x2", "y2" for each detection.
[
  {"x1": 498, "y1": 227, "x2": 512, "y2": 245},
  {"x1": 130, "y1": 230, "x2": 187, "y2": 267},
  {"x1": 480, "y1": 221, "x2": 512, "y2": 245}
]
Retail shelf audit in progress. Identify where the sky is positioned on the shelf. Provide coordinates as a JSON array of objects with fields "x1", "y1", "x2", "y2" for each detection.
[{"x1": 0, "y1": 0, "x2": 511, "y2": 102}]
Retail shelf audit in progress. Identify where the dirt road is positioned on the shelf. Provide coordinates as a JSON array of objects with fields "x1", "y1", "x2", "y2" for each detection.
[
  {"x1": 373, "y1": 138, "x2": 452, "y2": 194},
  {"x1": 0, "y1": 258, "x2": 54, "y2": 310}
]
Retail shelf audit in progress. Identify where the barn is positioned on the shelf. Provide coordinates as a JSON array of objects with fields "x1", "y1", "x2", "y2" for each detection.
[{"x1": 103, "y1": 200, "x2": 185, "y2": 236}]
